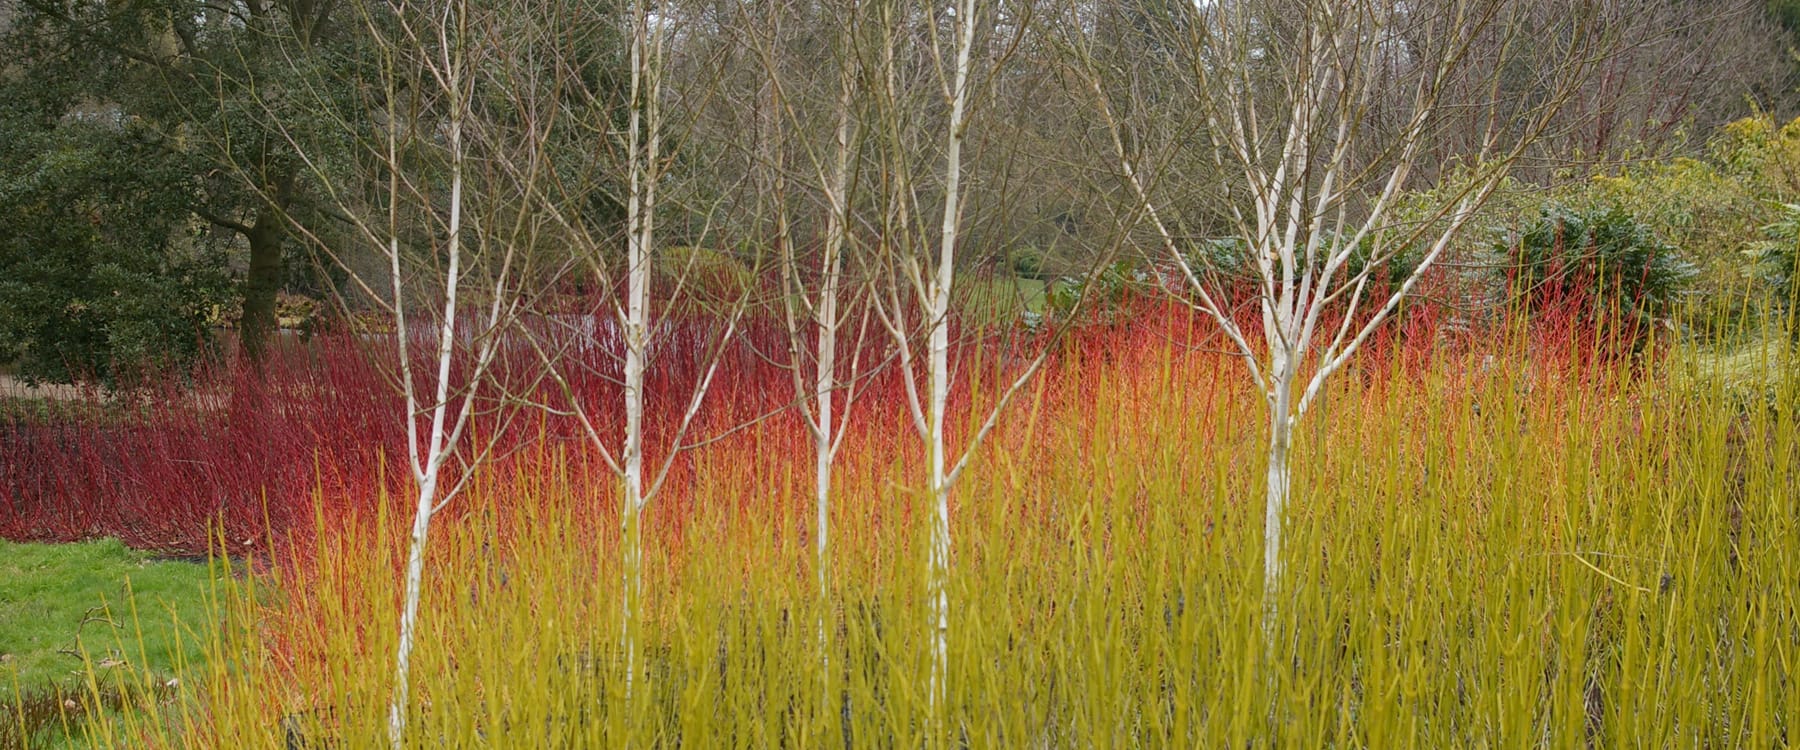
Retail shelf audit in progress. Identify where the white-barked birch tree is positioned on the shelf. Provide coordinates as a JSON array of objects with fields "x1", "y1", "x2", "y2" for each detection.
[
  {"x1": 236, "y1": 1, "x2": 541, "y2": 744},
  {"x1": 865, "y1": 0, "x2": 1122, "y2": 723},
  {"x1": 496, "y1": 0, "x2": 757, "y2": 703},
  {"x1": 1067, "y1": 0, "x2": 1612, "y2": 639}
]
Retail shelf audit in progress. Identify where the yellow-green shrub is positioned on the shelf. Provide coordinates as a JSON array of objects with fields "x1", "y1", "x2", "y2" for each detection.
[{"x1": 79, "y1": 338, "x2": 1800, "y2": 748}]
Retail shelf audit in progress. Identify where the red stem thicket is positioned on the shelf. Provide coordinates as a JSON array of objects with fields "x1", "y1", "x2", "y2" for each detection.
[{"x1": 0, "y1": 286, "x2": 1632, "y2": 561}]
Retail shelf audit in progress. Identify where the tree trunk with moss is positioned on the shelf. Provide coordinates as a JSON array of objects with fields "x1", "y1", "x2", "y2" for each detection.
[{"x1": 239, "y1": 203, "x2": 285, "y2": 365}]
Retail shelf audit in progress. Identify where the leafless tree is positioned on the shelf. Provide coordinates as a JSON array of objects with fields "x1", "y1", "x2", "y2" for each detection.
[
  {"x1": 1062, "y1": 0, "x2": 1614, "y2": 641},
  {"x1": 859, "y1": 0, "x2": 1129, "y2": 720},
  {"x1": 722, "y1": 0, "x2": 885, "y2": 678},
  {"x1": 229, "y1": 0, "x2": 549, "y2": 743},
  {"x1": 483, "y1": 0, "x2": 760, "y2": 701}
]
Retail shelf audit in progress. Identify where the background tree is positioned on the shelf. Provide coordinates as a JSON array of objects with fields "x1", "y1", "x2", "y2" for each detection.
[
  {"x1": 0, "y1": 90, "x2": 232, "y2": 384},
  {"x1": 488, "y1": 0, "x2": 760, "y2": 703},
  {"x1": 1412, "y1": 0, "x2": 1794, "y2": 172},
  {"x1": 860, "y1": 0, "x2": 1127, "y2": 722},
  {"x1": 0, "y1": 0, "x2": 356, "y2": 374}
]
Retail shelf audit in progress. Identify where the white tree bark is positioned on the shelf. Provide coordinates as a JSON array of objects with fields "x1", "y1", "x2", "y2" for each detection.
[
  {"x1": 813, "y1": 71, "x2": 852, "y2": 644},
  {"x1": 498, "y1": 0, "x2": 750, "y2": 706},
  {"x1": 384, "y1": 3, "x2": 519, "y2": 743},
  {"x1": 1261, "y1": 356, "x2": 1293, "y2": 644},
  {"x1": 620, "y1": 0, "x2": 663, "y2": 700},
  {"x1": 387, "y1": 10, "x2": 466, "y2": 746},
  {"x1": 741, "y1": 1, "x2": 869, "y2": 690},
  {"x1": 869, "y1": 0, "x2": 1080, "y2": 723},
  {"x1": 925, "y1": 0, "x2": 980, "y2": 718}
]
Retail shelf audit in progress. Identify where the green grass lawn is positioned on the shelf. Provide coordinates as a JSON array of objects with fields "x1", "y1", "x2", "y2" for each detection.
[
  {"x1": 0, "y1": 539, "x2": 216, "y2": 749},
  {"x1": 956, "y1": 275, "x2": 1047, "y2": 326}
]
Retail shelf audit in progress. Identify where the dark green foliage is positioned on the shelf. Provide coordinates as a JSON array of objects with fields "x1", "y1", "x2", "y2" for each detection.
[
  {"x1": 1008, "y1": 247, "x2": 1048, "y2": 280},
  {"x1": 1754, "y1": 203, "x2": 1800, "y2": 340},
  {"x1": 1771, "y1": 0, "x2": 1800, "y2": 41},
  {"x1": 1184, "y1": 237, "x2": 1254, "y2": 286},
  {"x1": 1501, "y1": 203, "x2": 1696, "y2": 328},
  {"x1": 0, "y1": 0, "x2": 378, "y2": 375},
  {"x1": 1757, "y1": 203, "x2": 1800, "y2": 293},
  {"x1": 0, "y1": 110, "x2": 231, "y2": 385}
]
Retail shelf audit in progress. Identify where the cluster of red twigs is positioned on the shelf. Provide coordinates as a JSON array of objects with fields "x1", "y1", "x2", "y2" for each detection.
[{"x1": 0, "y1": 288, "x2": 1644, "y2": 558}]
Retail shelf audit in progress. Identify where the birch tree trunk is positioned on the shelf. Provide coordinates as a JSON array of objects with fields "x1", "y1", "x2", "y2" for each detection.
[
  {"x1": 740, "y1": 1, "x2": 866, "y2": 698},
  {"x1": 620, "y1": 0, "x2": 662, "y2": 700},
  {"x1": 868, "y1": 0, "x2": 1064, "y2": 723},
  {"x1": 926, "y1": 0, "x2": 980, "y2": 719},
  {"x1": 389, "y1": 467, "x2": 444, "y2": 747},
  {"x1": 1261, "y1": 363, "x2": 1294, "y2": 644},
  {"x1": 238, "y1": 3, "x2": 538, "y2": 743},
  {"x1": 386, "y1": 34, "x2": 466, "y2": 750},
  {"x1": 814, "y1": 81, "x2": 850, "y2": 643},
  {"x1": 388, "y1": 5, "x2": 486, "y2": 744}
]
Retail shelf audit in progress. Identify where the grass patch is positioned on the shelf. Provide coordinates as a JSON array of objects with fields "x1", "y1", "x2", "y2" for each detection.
[
  {"x1": 957, "y1": 274, "x2": 1047, "y2": 326},
  {"x1": 0, "y1": 539, "x2": 215, "y2": 749}
]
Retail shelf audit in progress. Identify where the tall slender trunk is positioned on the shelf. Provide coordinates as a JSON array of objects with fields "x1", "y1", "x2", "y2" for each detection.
[
  {"x1": 388, "y1": 75, "x2": 466, "y2": 750},
  {"x1": 812, "y1": 279, "x2": 836, "y2": 690},
  {"x1": 620, "y1": 242, "x2": 648, "y2": 697},
  {"x1": 387, "y1": 475, "x2": 438, "y2": 747},
  {"x1": 927, "y1": 0, "x2": 978, "y2": 721},
  {"x1": 620, "y1": 239, "x2": 648, "y2": 694},
  {"x1": 387, "y1": 9, "x2": 468, "y2": 745},
  {"x1": 240, "y1": 203, "x2": 286, "y2": 365},
  {"x1": 815, "y1": 44, "x2": 853, "y2": 658},
  {"x1": 814, "y1": 268, "x2": 837, "y2": 611},
  {"x1": 620, "y1": 0, "x2": 659, "y2": 700},
  {"x1": 925, "y1": 291, "x2": 951, "y2": 715},
  {"x1": 1257, "y1": 337, "x2": 1296, "y2": 717}
]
